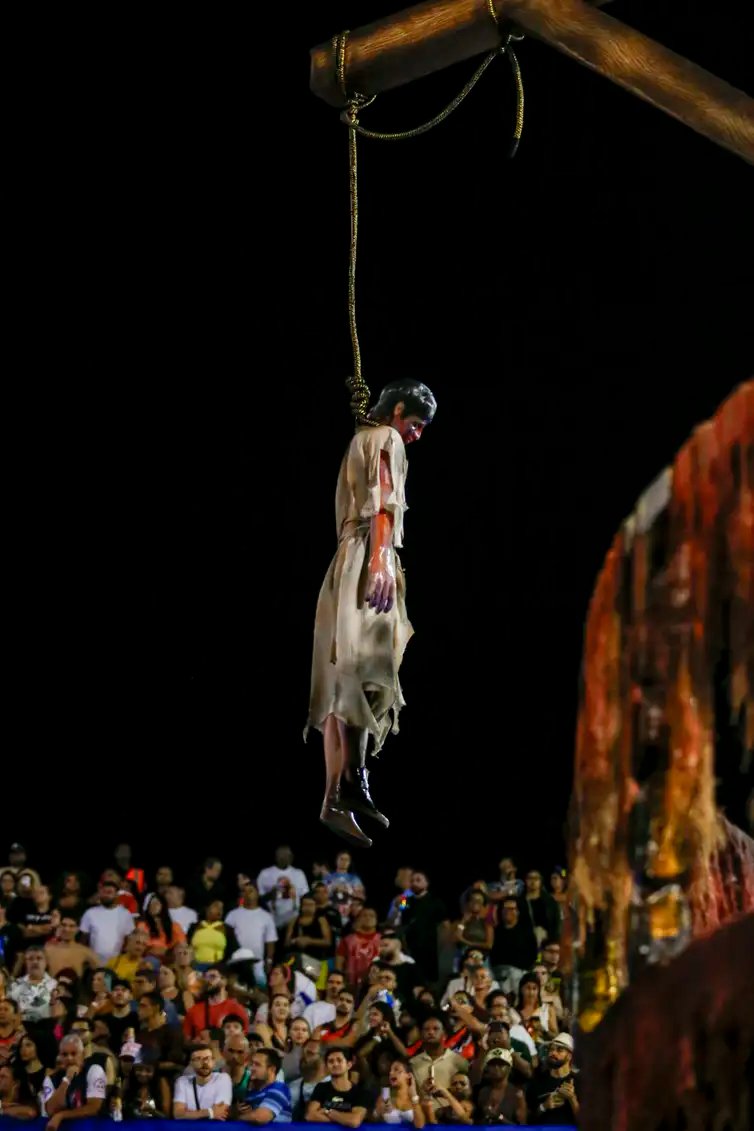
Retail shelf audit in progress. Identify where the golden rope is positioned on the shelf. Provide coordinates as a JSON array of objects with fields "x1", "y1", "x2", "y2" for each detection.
[
  {"x1": 334, "y1": 10, "x2": 525, "y2": 423},
  {"x1": 335, "y1": 32, "x2": 377, "y2": 427},
  {"x1": 346, "y1": 51, "x2": 500, "y2": 141}
]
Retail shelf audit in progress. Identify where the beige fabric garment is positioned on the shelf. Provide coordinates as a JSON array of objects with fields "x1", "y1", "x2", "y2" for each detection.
[{"x1": 306, "y1": 424, "x2": 414, "y2": 754}]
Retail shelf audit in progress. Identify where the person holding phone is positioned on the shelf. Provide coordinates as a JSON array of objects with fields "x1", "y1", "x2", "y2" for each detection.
[{"x1": 409, "y1": 1017, "x2": 468, "y2": 1115}]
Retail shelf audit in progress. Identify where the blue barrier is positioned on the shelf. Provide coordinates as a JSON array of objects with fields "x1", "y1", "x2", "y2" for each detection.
[{"x1": 0, "y1": 1121, "x2": 576, "y2": 1130}]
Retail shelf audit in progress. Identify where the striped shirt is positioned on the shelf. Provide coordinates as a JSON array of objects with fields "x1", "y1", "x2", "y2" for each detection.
[{"x1": 244, "y1": 1080, "x2": 293, "y2": 1123}]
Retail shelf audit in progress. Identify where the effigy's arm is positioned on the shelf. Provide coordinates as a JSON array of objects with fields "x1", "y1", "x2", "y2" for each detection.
[{"x1": 365, "y1": 450, "x2": 396, "y2": 613}]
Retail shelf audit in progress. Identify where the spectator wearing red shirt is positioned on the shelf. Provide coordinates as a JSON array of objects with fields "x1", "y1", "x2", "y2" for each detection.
[
  {"x1": 319, "y1": 989, "x2": 358, "y2": 1048},
  {"x1": 335, "y1": 908, "x2": 380, "y2": 990},
  {"x1": 183, "y1": 965, "x2": 250, "y2": 1040}
]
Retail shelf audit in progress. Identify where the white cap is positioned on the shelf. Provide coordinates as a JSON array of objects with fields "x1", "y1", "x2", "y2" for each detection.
[{"x1": 227, "y1": 948, "x2": 257, "y2": 964}]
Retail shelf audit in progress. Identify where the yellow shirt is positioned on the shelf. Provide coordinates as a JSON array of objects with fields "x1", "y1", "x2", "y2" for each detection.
[
  {"x1": 191, "y1": 922, "x2": 228, "y2": 965},
  {"x1": 106, "y1": 954, "x2": 141, "y2": 985}
]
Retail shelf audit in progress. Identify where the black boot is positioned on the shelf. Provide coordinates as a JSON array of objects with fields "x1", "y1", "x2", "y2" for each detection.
[
  {"x1": 342, "y1": 767, "x2": 390, "y2": 829},
  {"x1": 320, "y1": 792, "x2": 373, "y2": 848}
]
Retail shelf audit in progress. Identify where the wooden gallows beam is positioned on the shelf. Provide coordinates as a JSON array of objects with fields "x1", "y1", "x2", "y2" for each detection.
[{"x1": 310, "y1": 0, "x2": 754, "y2": 165}]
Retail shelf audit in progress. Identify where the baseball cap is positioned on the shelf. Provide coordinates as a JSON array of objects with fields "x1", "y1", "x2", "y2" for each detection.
[
  {"x1": 551, "y1": 1032, "x2": 574, "y2": 1052},
  {"x1": 483, "y1": 1048, "x2": 513, "y2": 1068},
  {"x1": 9, "y1": 843, "x2": 25, "y2": 852}
]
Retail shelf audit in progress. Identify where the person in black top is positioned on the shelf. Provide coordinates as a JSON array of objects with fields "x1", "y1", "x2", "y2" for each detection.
[
  {"x1": 526, "y1": 1033, "x2": 580, "y2": 1125},
  {"x1": 523, "y1": 873, "x2": 560, "y2": 946},
  {"x1": 0, "y1": 900, "x2": 24, "y2": 972},
  {"x1": 489, "y1": 898, "x2": 538, "y2": 991},
  {"x1": 186, "y1": 858, "x2": 226, "y2": 916},
  {"x1": 401, "y1": 873, "x2": 449, "y2": 985},
  {"x1": 15, "y1": 1030, "x2": 56, "y2": 1110},
  {"x1": 306, "y1": 1047, "x2": 373, "y2": 1125},
  {"x1": 285, "y1": 893, "x2": 335, "y2": 961}
]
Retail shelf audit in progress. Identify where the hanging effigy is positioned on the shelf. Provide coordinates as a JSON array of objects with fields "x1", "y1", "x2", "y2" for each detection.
[{"x1": 303, "y1": 20, "x2": 526, "y2": 845}]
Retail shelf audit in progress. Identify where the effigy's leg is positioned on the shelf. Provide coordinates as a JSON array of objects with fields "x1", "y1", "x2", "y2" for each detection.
[
  {"x1": 320, "y1": 714, "x2": 373, "y2": 848},
  {"x1": 338, "y1": 715, "x2": 390, "y2": 829}
]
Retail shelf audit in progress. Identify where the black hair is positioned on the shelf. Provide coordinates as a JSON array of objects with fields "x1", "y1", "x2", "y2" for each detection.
[
  {"x1": 222, "y1": 1013, "x2": 247, "y2": 1028},
  {"x1": 140, "y1": 991, "x2": 163, "y2": 1012},
  {"x1": 140, "y1": 895, "x2": 180, "y2": 945},
  {"x1": 515, "y1": 973, "x2": 542, "y2": 1011},
  {"x1": 204, "y1": 964, "x2": 227, "y2": 979},
  {"x1": 367, "y1": 1001, "x2": 395, "y2": 1027},
  {"x1": 421, "y1": 1011, "x2": 449, "y2": 1034},
  {"x1": 323, "y1": 1046, "x2": 353, "y2": 1064},
  {"x1": 486, "y1": 990, "x2": 508, "y2": 1009},
  {"x1": 58, "y1": 910, "x2": 82, "y2": 925},
  {"x1": 253, "y1": 1047, "x2": 283, "y2": 1073},
  {"x1": 368, "y1": 381, "x2": 437, "y2": 425}
]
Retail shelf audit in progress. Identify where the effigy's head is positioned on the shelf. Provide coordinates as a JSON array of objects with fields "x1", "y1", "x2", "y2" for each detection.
[{"x1": 369, "y1": 380, "x2": 437, "y2": 444}]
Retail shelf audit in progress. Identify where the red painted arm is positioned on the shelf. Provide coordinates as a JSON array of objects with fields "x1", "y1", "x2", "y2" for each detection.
[{"x1": 365, "y1": 450, "x2": 396, "y2": 614}]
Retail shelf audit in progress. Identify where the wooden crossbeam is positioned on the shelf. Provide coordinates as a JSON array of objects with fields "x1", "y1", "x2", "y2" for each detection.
[{"x1": 310, "y1": 0, "x2": 754, "y2": 164}]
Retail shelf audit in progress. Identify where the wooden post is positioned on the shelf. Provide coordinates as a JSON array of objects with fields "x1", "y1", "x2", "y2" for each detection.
[{"x1": 310, "y1": 0, "x2": 754, "y2": 164}]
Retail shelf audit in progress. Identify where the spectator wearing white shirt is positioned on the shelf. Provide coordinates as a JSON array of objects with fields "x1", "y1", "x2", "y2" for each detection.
[
  {"x1": 174, "y1": 1044, "x2": 232, "y2": 1120},
  {"x1": 165, "y1": 885, "x2": 198, "y2": 936},
  {"x1": 79, "y1": 880, "x2": 134, "y2": 962},
  {"x1": 225, "y1": 882, "x2": 277, "y2": 984},
  {"x1": 302, "y1": 970, "x2": 346, "y2": 1031},
  {"x1": 256, "y1": 847, "x2": 309, "y2": 904}
]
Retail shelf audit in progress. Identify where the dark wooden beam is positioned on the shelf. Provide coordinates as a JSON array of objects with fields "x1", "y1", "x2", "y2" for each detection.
[{"x1": 310, "y1": 0, "x2": 754, "y2": 164}]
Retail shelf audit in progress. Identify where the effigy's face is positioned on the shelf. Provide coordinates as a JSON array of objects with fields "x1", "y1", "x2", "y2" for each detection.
[
  {"x1": 389, "y1": 405, "x2": 428, "y2": 444},
  {"x1": 395, "y1": 413, "x2": 425, "y2": 443}
]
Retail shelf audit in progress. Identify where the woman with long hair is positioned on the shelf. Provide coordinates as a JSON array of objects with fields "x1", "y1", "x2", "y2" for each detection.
[
  {"x1": 281, "y1": 1016, "x2": 313, "y2": 1081},
  {"x1": 123, "y1": 1059, "x2": 171, "y2": 1119},
  {"x1": 254, "y1": 963, "x2": 315, "y2": 1024},
  {"x1": 86, "y1": 968, "x2": 113, "y2": 1017},
  {"x1": 374, "y1": 1058, "x2": 426, "y2": 1126},
  {"x1": 549, "y1": 868, "x2": 569, "y2": 921},
  {"x1": 170, "y1": 942, "x2": 202, "y2": 999},
  {"x1": 284, "y1": 893, "x2": 334, "y2": 959},
  {"x1": 158, "y1": 964, "x2": 192, "y2": 1017},
  {"x1": 137, "y1": 893, "x2": 185, "y2": 960},
  {"x1": 48, "y1": 992, "x2": 73, "y2": 1045},
  {"x1": 354, "y1": 1002, "x2": 409, "y2": 1087},
  {"x1": 255, "y1": 993, "x2": 293, "y2": 1053},
  {"x1": 513, "y1": 972, "x2": 557, "y2": 1039},
  {"x1": 15, "y1": 1032, "x2": 57, "y2": 1113},
  {"x1": 452, "y1": 890, "x2": 494, "y2": 957}
]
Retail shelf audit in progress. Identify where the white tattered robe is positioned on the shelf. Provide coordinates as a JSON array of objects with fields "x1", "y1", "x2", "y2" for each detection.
[{"x1": 306, "y1": 425, "x2": 414, "y2": 755}]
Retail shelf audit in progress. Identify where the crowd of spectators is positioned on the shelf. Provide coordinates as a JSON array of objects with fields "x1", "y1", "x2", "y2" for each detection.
[{"x1": 0, "y1": 841, "x2": 578, "y2": 1125}]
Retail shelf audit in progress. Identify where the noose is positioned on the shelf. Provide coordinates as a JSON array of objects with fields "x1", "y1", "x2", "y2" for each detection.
[{"x1": 335, "y1": 9, "x2": 525, "y2": 428}]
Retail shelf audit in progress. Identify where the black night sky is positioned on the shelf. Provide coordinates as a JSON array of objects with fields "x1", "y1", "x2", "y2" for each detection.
[{"x1": 10, "y1": 3, "x2": 752, "y2": 911}]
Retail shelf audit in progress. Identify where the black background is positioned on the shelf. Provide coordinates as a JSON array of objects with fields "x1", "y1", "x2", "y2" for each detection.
[{"x1": 8, "y1": 2, "x2": 752, "y2": 912}]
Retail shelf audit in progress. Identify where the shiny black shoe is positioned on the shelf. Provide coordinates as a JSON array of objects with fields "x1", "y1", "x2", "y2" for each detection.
[
  {"x1": 342, "y1": 768, "x2": 390, "y2": 829},
  {"x1": 320, "y1": 796, "x2": 373, "y2": 848}
]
